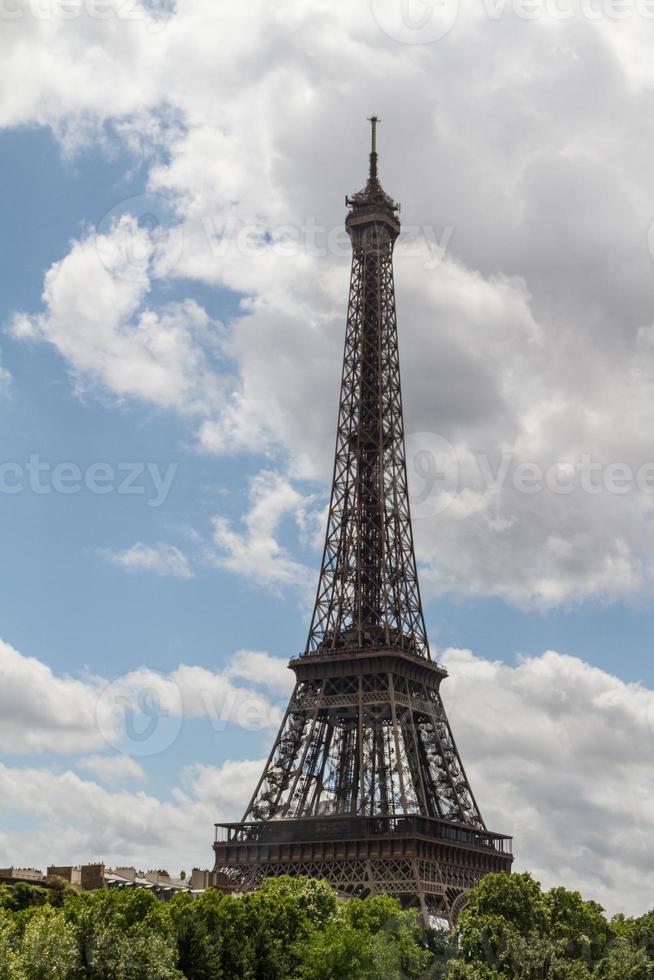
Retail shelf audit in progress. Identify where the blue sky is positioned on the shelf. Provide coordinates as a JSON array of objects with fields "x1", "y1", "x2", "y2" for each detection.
[
  {"x1": 1, "y1": 0, "x2": 654, "y2": 914},
  {"x1": 0, "y1": 130, "x2": 293, "y2": 665}
]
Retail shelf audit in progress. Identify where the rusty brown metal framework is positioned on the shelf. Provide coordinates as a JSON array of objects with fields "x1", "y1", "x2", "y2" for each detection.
[{"x1": 214, "y1": 119, "x2": 513, "y2": 924}]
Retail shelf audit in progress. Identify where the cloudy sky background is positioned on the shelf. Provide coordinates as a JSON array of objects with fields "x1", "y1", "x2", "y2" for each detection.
[{"x1": 1, "y1": 0, "x2": 654, "y2": 914}]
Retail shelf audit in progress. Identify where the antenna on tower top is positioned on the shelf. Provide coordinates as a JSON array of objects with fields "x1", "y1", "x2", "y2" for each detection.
[{"x1": 367, "y1": 115, "x2": 379, "y2": 181}]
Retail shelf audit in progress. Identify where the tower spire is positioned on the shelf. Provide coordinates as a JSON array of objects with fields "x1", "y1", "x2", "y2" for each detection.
[
  {"x1": 346, "y1": 116, "x2": 399, "y2": 215},
  {"x1": 368, "y1": 114, "x2": 379, "y2": 182}
]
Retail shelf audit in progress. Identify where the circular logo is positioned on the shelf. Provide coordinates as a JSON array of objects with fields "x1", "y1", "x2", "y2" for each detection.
[
  {"x1": 95, "y1": 193, "x2": 183, "y2": 283},
  {"x1": 405, "y1": 431, "x2": 459, "y2": 518},
  {"x1": 96, "y1": 670, "x2": 183, "y2": 758},
  {"x1": 370, "y1": 0, "x2": 460, "y2": 45}
]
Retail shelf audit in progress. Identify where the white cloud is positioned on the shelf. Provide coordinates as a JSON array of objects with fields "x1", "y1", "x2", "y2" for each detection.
[
  {"x1": 0, "y1": 0, "x2": 168, "y2": 132},
  {"x1": 171, "y1": 662, "x2": 285, "y2": 731},
  {"x1": 179, "y1": 759, "x2": 264, "y2": 814},
  {"x1": 0, "y1": 359, "x2": 11, "y2": 394},
  {"x1": 9, "y1": 219, "x2": 225, "y2": 416},
  {"x1": 225, "y1": 650, "x2": 295, "y2": 697},
  {"x1": 0, "y1": 638, "x2": 107, "y2": 754},
  {"x1": 440, "y1": 646, "x2": 654, "y2": 916},
  {"x1": 208, "y1": 471, "x2": 314, "y2": 593},
  {"x1": 77, "y1": 754, "x2": 146, "y2": 785},
  {"x1": 7, "y1": 1, "x2": 654, "y2": 609},
  {"x1": 0, "y1": 637, "x2": 287, "y2": 756},
  {"x1": 101, "y1": 542, "x2": 193, "y2": 579},
  {"x1": 0, "y1": 756, "x2": 264, "y2": 874},
  {"x1": 1, "y1": 645, "x2": 653, "y2": 914}
]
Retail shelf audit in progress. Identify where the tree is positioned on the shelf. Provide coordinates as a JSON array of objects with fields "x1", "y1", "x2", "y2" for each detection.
[
  {"x1": 595, "y1": 938, "x2": 654, "y2": 980},
  {"x1": 214, "y1": 893, "x2": 255, "y2": 979},
  {"x1": 545, "y1": 887, "x2": 611, "y2": 967},
  {"x1": 0, "y1": 871, "x2": 651, "y2": 980},
  {"x1": 452, "y1": 873, "x2": 612, "y2": 980},
  {"x1": 296, "y1": 895, "x2": 431, "y2": 980},
  {"x1": 15, "y1": 906, "x2": 78, "y2": 980},
  {"x1": 0, "y1": 885, "x2": 49, "y2": 914},
  {"x1": 169, "y1": 890, "x2": 225, "y2": 980},
  {"x1": 121, "y1": 926, "x2": 183, "y2": 980},
  {"x1": 241, "y1": 876, "x2": 338, "y2": 979},
  {"x1": 624, "y1": 912, "x2": 654, "y2": 963},
  {"x1": 455, "y1": 873, "x2": 546, "y2": 975},
  {"x1": 0, "y1": 907, "x2": 20, "y2": 980},
  {"x1": 64, "y1": 888, "x2": 181, "y2": 980}
]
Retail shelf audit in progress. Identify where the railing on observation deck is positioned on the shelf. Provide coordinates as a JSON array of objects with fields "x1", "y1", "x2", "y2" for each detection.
[
  {"x1": 292, "y1": 643, "x2": 449, "y2": 674},
  {"x1": 214, "y1": 814, "x2": 512, "y2": 855}
]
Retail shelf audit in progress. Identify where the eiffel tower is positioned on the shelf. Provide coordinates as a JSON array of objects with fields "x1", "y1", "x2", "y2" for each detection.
[{"x1": 213, "y1": 119, "x2": 513, "y2": 924}]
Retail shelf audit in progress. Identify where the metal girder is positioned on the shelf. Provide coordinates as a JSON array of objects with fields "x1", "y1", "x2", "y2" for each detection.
[{"x1": 241, "y1": 658, "x2": 483, "y2": 825}]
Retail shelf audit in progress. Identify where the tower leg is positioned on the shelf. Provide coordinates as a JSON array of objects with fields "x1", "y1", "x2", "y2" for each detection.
[
  {"x1": 448, "y1": 891, "x2": 470, "y2": 929},
  {"x1": 412, "y1": 858, "x2": 430, "y2": 928}
]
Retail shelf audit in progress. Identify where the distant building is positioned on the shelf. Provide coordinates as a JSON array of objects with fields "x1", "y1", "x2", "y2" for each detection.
[
  {"x1": 0, "y1": 868, "x2": 45, "y2": 884},
  {"x1": 190, "y1": 868, "x2": 232, "y2": 893},
  {"x1": 18, "y1": 862, "x2": 235, "y2": 900},
  {"x1": 104, "y1": 866, "x2": 188, "y2": 899},
  {"x1": 47, "y1": 866, "x2": 82, "y2": 886}
]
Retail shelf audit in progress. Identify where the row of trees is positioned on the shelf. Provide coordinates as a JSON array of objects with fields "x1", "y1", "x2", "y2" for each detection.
[{"x1": 0, "y1": 872, "x2": 652, "y2": 979}]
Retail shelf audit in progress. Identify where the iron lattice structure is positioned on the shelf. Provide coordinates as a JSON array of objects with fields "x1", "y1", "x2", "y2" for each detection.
[{"x1": 214, "y1": 119, "x2": 513, "y2": 924}]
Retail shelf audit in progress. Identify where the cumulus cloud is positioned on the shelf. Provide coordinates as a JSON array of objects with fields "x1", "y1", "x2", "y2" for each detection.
[
  {"x1": 77, "y1": 754, "x2": 146, "y2": 785},
  {"x1": 101, "y1": 542, "x2": 193, "y2": 579},
  {"x1": 0, "y1": 0, "x2": 169, "y2": 132},
  {"x1": 441, "y1": 646, "x2": 654, "y2": 916},
  {"x1": 0, "y1": 637, "x2": 286, "y2": 756},
  {"x1": 9, "y1": 219, "x2": 225, "y2": 416},
  {"x1": 224, "y1": 649, "x2": 295, "y2": 698},
  {"x1": 208, "y1": 470, "x2": 314, "y2": 593},
  {"x1": 7, "y1": 0, "x2": 654, "y2": 609},
  {"x1": 0, "y1": 638, "x2": 108, "y2": 754},
  {"x1": 0, "y1": 757, "x2": 264, "y2": 874},
  {"x1": 0, "y1": 644, "x2": 652, "y2": 914},
  {"x1": 170, "y1": 662, "x2": 285, "y2": 731}
]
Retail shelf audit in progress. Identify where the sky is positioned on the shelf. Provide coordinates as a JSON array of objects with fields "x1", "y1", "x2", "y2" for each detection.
[{"x1": 1, "y1": 0, "x2": 654, "y2": 916}]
